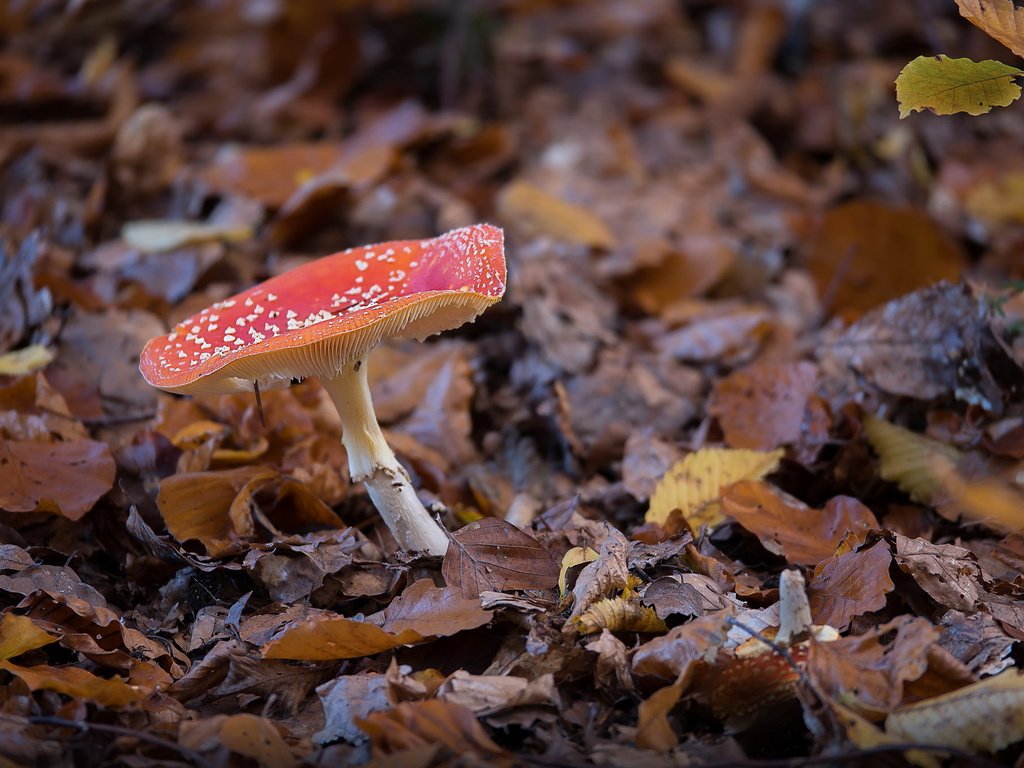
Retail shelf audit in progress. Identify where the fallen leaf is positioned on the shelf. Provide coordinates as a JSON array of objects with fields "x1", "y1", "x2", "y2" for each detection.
[
  {"x1": 807, "y1": 616, "x2": 938, "y2": 714},
  {"x1": 575, "y1": 596, "x2": 666, "y2": 635},
  {"x1": 567, "y1": 525, "x2": 631, "y2": 622},
  {"x1": 632, "y1": 611, "x2": 731, "y2": 683},
  {"x1": 121, "y1": 219, "x2": 251, "y2": 253},
  {"x1": 357, "y1": 700, "x2": 510, "y2": 762},
  {"x1": 804, "y1": 204, "x2": 963, "y2": 318},
  {"x1": 200, "y1": 142, "x2": 342, "y2": 207},
  {"x1": 887, "y1": 669, "x2": 1024, "y2": 753},
  {"x1": 0, "y1": 661, "x2": 147, "y2": 707},
  {"x1": 646, "y1": 447, "x2": 784, "y2": 529},
  {"x1": 722, "y1": 481, "x2": 878, "y2": 565},
  {"x1": 261, "y1": 613, "x2": 424, "y2": 662},
  {"x1": 0, "y1": 436, "x2": 115, "y2": 520},
  {"x1": 497, "y1": 179, "x2": 616, "y2": 249},
  {"x1": 557, "y1": 546, "x2": 599, "y2": 596},
  {"x1": 0, "y1": 345, "x2": 53, "y2": 376},
  {"x1": 657, "y1": 308, "x2": 774, "y2": 364},
  {"x1": 438, "y1": 670, "x2": 558, "y2": 716},
  {"x1": 314, "y1": 672, "x2": 390, "y2": 745},
  {"x1": 0, "y1": 614, "x2": 57, "y2": 661},
  {"x1": 956, "y1": 0, "x2": 1024, "y2": 58},
  {"x1": 896, "y1": 56, "x2": 1023, "y2": 118},
  {"x1": 892, "y1": 535, "x2": 982, "y2": 612},
  {"x1": 642, "y1": 574, "x2": 737, "y2": 619},
  {"x1": 442, "y1": 518, "x2": 559, "y2": 599},
  {"x1": 863, "y1": 416, "x2": 960, "y2": 504},
  {"x1": 179, "y1": 714, "x2": 297, "y2": 768},
  {"x1": 636, "y1": 674, "x2": 687, "y2": 751},
  {"x1": 708, "y1": 362, "x2": 819, "y2": 451},
  {"x1": 378, "y1": 579, "x2": 492, "y2": 637},
  {"x1": 807, "y1": 540, "x2": 894, "y2": 631}
]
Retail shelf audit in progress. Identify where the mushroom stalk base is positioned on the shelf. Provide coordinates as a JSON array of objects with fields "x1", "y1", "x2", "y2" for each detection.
[{"x1": 322, "y1": 357, "x2": 449, "y2": 556}]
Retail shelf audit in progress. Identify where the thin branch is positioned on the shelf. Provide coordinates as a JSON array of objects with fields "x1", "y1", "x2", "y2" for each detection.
[{"x1": 28, "y1": 716, "x2": 216, "y2": 768}]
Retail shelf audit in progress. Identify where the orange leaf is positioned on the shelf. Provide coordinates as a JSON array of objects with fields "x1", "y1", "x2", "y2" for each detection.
[
  {"x1": 0, "y1": 437, "x2": 115, "y2": 520},
  {"x1": 0, "y1": 661, "x2": 147, "y2": 707}
]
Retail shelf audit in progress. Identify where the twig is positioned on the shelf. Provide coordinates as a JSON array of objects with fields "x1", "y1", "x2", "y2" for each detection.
[{"x1": 28, "y1": 715, "x2": 216, "y2": 768}]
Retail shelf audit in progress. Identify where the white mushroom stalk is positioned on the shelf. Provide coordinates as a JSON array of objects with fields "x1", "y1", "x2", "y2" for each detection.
[{"x1": 321, "y1": 354, "x2": 449, "y2": 555}]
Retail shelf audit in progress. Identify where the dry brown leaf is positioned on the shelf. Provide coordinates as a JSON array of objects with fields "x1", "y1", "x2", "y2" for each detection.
[
  {"x1": 623, "y1": 236, "x2": 736, "y2": 315},
  {"x1": 807, "y1": 616, "x2": 938, "y2": 715},
  {"x1": 632, "y1": 611, "x2": 731, "y2": 683},
  {"x1": 646, "y1": 447, "x2": 784, "y2": 529},
  {"x1": 557, "y1": 546, "x2": 599, "y2": 596},
  {"x1": 635, "y1": 674, "x2": 687, "y2": 751},
  {"x1": 0, "y1": 660, "x2": 147, "y2": 707},
  {"x1": 0, "y1": 614, "x2": 57, "y2": 661},
  {"x1": 887, "y1": 669, "x2": 1024, "y2": 753},
  {"x1": 892, "y1": 535, "x2": 982, "y2": 612},
  {"x1": 657, "y1": 308, "x2": 774, "y2": 364},
  {"x1": 378, "y1": 578, "x2": 492, "y2": 637},
  {"x1": 956, "y1": 0, "x2": 1024, "y2": 58},
  {"x1": 200, "y1": 143, "x2": 342, "y2": 207},
  {"x1": 708, "y1": 362, "x2": 820, "y2": 451},
  {"x1": 642, "y1": 574, "x2": 737, "y2": 619},
  {"x1": 497, "y1": 179, "x2": 616, "y2": 249},
  {"x1": 723, "y1": 481, "x2": 877, "y2": 566},
  {"x1": 438, "y1": 671, "x2": 558, "y2": 716},
  {"x1": 803, "y1": 201, "x2": 963, "y2": 318},
  {"x1": 314, "y1": 672, "x2": 390, "y2": 745},
  {"x1": 567, "y1": 525, "x2": 631, "y2": 623},
  {"x1": 807, "y1": 540, "x2": 894, "y2": 631},
  {"x1": 0, "y1": 436, "x2": 115, "y2": 520},
  {"x1": 357, "y1": 700, "x2": 511, "y2": 762},
  {"x1": 442, "y1": 518, "x2": 559, "y2": 599},
  {"x1": 179, "y1": 714, "x2": 297, "y2": 768}
]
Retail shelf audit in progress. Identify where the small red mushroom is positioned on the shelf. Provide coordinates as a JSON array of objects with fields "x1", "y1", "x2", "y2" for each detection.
[{"x1": 140, "y1": 224, "x2": 506, "y2": 555}]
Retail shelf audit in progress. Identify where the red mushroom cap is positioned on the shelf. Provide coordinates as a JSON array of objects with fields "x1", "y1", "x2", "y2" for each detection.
[{"x1": 140, "y1": 224, "x2": 506, "y2": 395}]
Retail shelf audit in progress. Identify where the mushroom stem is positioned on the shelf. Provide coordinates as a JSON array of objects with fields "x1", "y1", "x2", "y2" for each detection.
[{"x1": 321, "y1": 355, "x2": 449, "y2": 556}]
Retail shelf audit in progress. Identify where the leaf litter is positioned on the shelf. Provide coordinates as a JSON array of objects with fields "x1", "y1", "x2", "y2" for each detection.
[{"x1": 2, "y1": 2, "x2": 1024, "y2": 766}]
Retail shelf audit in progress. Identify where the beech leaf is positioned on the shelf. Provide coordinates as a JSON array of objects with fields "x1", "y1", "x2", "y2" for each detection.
[
  {"x1": 442, "y1": 518, "x2": 559, "y2": 599},
  {"x1": 896, "y1": 55, "x2": 1024, "y2": 118}
]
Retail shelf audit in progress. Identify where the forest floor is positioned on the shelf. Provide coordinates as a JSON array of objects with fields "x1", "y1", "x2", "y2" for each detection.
[{"x1": 2, "y1": 1, "x2": 1024, "y2": 766}]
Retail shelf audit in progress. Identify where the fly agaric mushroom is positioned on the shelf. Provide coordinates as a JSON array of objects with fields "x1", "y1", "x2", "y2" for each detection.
[{"x1": 140, "y1": 224, "x2": 506, "y2": 556}]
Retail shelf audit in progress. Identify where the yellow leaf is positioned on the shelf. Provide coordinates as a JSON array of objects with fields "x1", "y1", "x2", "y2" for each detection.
[
  {"x1": 0, "y1": 614, "x2": 57, "y2": 661},
  {"x1": 646, "y1": 447, "x2": 784, "y2": 529},
  {"x1": 895, "y1": 56, "x2": 1024, "y2": 119},
  {"x1": 0, "y1": 345, "x2": 54, "y2": 376},
  {"x1": 862, "y1": 416, "x2": 960, "y2": 504},
  {"x1": 497, "y1": 180, "x2": 616, "y2": 249},
  {"x1": 956, "y1": 0, "x2": 1024, "y2": 58},
  {"x1": 0, "y1": 661, "x2": 147, "y2": 707},
  {"x1": 938, "y1": 467, "x2": 1024, "y2": 535},
  {"x1": 262, "y1": 616, "x2": 425, "y2": 661},
  {"x1": 558, "y1": 546, "x2": 599, "y2": 596},
  {"x1": 887, "y1": 669, "x2": 1024, "y2": 753},
  {"x1": 575, "y1": 596, "x2": 667, "y2": 635},
  {"x1": 833, "y1": 700, "x2": 941, "y2": 768},
  {"x1": 122, "y1": 219, "x2": 252, "y2": 253}
]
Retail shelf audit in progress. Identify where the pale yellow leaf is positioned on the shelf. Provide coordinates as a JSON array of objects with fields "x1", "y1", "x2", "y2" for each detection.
[
  {"x1": 887, "y1": 669, "x2": 1024, "y2": 753},
  {"x1": 862, "y1": 416, "x2": 960, "y2": 504},
  {"x1": 497, "y1": 180, "x2": 616, "y2": 249},
  {"x1": 957, "y1": 0, "x2": 1024, "y2": 58},
  {"x1": 0, "y1": 345, "x2": 53, "y2": 376},
  {"x1": 558, "y1": 546, "x2": 599, "y2": 596},
  {"x1": 575, "y1": 596, "x2": 667, "y2": 636},
  {"x1": 646, "y1": 447, "x2": 784, "y2": 529},
  {"x1": 122, "y1": 219, "x2": 252, "y2": 253}
]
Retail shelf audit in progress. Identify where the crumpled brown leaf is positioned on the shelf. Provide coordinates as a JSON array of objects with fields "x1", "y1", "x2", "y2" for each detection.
[{"x1": 442, "y1": 518, "x2": 559, "y2": 599}]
